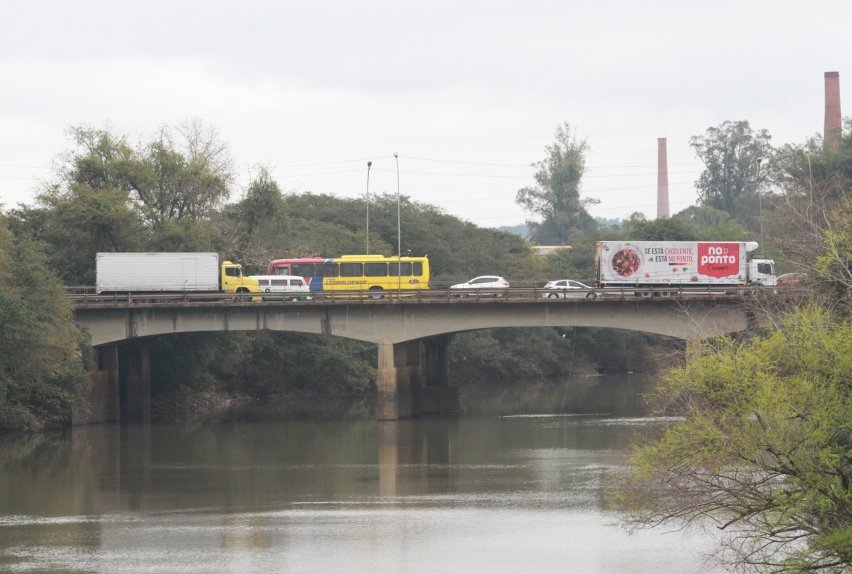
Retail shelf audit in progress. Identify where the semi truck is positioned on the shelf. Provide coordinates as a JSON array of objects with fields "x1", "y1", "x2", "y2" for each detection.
[
  {"x1": 95, "y1": 252, "x2": 261, "y2": 295},
  {"x1": 595, "y1": 241, "x2": 776, "y2": 292}
]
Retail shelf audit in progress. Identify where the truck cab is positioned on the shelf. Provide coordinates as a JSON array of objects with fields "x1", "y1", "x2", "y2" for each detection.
[
  {"x1": 221, "y1": 261, "x2": 261, "y2": 294},
  {"x1": 748, "y1": 258, "x2": 776, "y2": 287}
]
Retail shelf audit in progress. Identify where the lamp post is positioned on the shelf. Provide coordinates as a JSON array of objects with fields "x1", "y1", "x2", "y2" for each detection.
[
  {"x1": 365, "y1": 161, "x2": 372, "y2": 254},
  {"x1": 394, "y1": 152, "x2": 401, "y2": 296},
  {"x1": 803, "y1": 147, "x2": 814, "y2": 220},
  {"x1": 756, "y1": 157, "x2": 764, "y2": 256}
]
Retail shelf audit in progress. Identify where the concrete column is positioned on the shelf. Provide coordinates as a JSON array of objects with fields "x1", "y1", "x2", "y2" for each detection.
[
  {"x1": 125, "y1": 344, "x2": 151, "y2": 421},
  {"x1": 376, "y1": 340, "x2": 420, "y2": 420},
  {"x1": 419, "y1": 335, "x2": 459, "y2": 415},
  {"x1": 73, "y1": 346, "x2": 120, "y2": 425},
  {"x1": 376, "y1": 336, "x2": 458, "y2": 420}
]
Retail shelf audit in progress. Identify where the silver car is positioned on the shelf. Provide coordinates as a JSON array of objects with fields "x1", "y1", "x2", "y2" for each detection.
[
  {"x1": 542, "y1": 279, "x2": 597, "y2": 299},
  {"x1": 450, "y1": 275, "x2": 510, "y2": 297}
]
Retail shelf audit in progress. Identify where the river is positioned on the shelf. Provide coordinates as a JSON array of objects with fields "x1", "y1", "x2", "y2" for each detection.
[{"x1": 0, "y1": 376, "x2": 726, "y2": 573}]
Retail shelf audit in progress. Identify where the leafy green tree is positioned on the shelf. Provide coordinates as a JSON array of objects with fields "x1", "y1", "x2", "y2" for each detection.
[
  {"x1": 813, "y1": 198, "x2": 852, "y2": 312},
  {"x1": 7, "y1": 184, "x2": 145, "y2": 285},
  {"x1": 770, "y1": 126, "x2": 852, "y2": 278},
  {"x1": 690, "y1": 120, "x2": 773, "y2": 216},
  {"x1": 625, "y1": 217, "x2": 697, "y2": 241},
  {"x1": 621, "y1": 306, "x2": 851, "y2": 573},
  {"x1": 0, "y1": 217, "x2": 90, "y2": 431},
  {"x1": 516, "y1": 123, "x2": 598, "y2": 244},
  {"x1": 66, "y1": 122, "x2": 232, "y2": 230}
]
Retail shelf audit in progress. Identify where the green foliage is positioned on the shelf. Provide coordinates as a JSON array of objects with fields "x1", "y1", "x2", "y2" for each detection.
[
  {"x1": 622, "y1": 307, "x2": 852, "y2": 572},
  {"x1": 0, "y1": 218, "x2": 90, "y2": 431},
  {"x1": 690, "y1": 120, "x2": 773, "y2": 216},
  {"x1": 148, "y1": 331, "x2": 375, "y2": 400},
  {"x1": 813, "y1": 199, "x2": 852, "y2": 311},
  {"x1": 450, "y1": 327, "x2": 667, "y2": 383},
  {"x1": 7, "y1": 184, "x2": 145, "y2": 285},
  {"x1": 516, "y1": 122, "x2": 598, "y2": 244},
  {"x1": 450, "y1": 328, "x2": 582, "y2": 382},
  {"x1": 623, "y1": 217, "x2": 697, "y2": 241}
]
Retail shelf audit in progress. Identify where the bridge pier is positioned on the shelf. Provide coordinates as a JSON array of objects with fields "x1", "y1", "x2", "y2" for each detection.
[
  {"x1": 376, "y1": 335, "x2": 458, "y2": 421},
  {"x1": 72, "y1": 343, "x2": 151, "y2": 426},
  {"x1": 73, "y1": 346, "x2": 120, "y2": 425},
  {"x1": 122, "y1": 344, "x2": 151, "y2": 422}
]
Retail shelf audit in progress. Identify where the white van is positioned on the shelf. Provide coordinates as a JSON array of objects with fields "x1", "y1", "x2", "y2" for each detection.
[{"x1": 250, "y1": 275, "x2": 311, "y2": 301}]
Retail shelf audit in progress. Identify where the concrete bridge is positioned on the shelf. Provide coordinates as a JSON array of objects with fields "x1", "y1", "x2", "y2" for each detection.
[{"x1": 72, "y1": 293, "x2": 755, "y2": 425}]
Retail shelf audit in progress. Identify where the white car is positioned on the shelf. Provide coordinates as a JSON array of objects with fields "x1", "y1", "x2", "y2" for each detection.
[
  {"x1": 542, "y1": 279, "x2": 598, "y2": 299},
  {"x1": 450, "y1": 275, "x2": 510, "y2": 297},
  {"x1": 250, "y1": 275, "x2": 311, "y2": 301}
]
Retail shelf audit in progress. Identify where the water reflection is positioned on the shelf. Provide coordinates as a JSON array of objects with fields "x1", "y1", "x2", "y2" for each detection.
[{"x1": 0, "y1": 376, "x2": 724, "y2": 573}]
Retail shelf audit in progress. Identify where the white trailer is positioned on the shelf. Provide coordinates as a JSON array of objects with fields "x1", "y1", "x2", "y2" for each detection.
[
  {"x1": 96, "y1": 252, "x2": 221, "y2": 293},
  {"x1": 595, "y1": 241, "x2": 776, "y2": 288}
]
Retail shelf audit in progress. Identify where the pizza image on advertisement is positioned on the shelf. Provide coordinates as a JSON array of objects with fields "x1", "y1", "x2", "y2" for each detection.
[{"x1": 611, "y1": 246, "x2": 641, "y2": 277}]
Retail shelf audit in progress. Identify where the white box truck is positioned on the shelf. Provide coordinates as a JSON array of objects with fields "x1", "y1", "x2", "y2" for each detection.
[
  {"x1": 595, "y1": 241, "x2": 776, "y2": 290},
  {"x1": 95, "y1": 252, "x2": 260, "y2": 294}
]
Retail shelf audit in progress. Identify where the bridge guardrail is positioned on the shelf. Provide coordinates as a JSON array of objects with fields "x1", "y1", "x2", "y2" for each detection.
[{"x1": 67, "y1": 285, "x2": 772, "y2": 307}]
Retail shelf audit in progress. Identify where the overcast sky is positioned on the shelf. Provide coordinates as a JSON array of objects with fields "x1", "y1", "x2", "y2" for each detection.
[{"x1": 1, "y1": 0, "x2": 849, "y2": 228}]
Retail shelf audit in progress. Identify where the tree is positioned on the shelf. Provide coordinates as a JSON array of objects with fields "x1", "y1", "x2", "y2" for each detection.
[
  {"x1": 690, "y1": 120, "x2": 774, "y2": 216},
  {"x1": 7, "y1": 184, "x2": 145, "y2": 285},
  {"x1": 516, "y1": 123, "x2": 598, "y2": 244},
  {"x1": 0, "y1": 216, "x2": 90, "y2": 431},
  {"x1": 65, "y1": 122, "x2": 233, "y2": 230},
  {"x1": 625, "y1": 217, "x2": 697, "y2": 241},
  {"x1": 621, "y1": 307, "x2": 852, "y2": 573},
  {"x1": 770, "y1": 126, "x2": 852, "y2": 286}
]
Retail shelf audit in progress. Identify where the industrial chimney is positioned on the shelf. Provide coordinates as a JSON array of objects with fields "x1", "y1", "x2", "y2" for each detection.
[
  {"x1": 657, "y1": 137, "x2": 670, "y2": 218},
  {"x1": 824, "y1": 71, "x2": 842, "y2": 152}
]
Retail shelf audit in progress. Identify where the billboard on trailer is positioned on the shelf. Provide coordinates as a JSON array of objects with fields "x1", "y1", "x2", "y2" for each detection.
[{"x1": 597, "y1": 241, "x2": 749, "y2": 285}]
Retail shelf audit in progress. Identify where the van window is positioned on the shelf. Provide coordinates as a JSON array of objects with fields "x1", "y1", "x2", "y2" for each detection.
[
  {"x1": 271, "y1": 279, "x2": 288, "y2": 287},
  {"x1": 291, "y1": 279, "x2": 305, "y2": 286},
  {"x1": 257, "y1": 279, "x2": 269, "y2": 287}
]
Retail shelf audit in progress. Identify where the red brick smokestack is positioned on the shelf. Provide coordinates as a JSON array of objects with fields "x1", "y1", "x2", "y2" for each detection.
[
  {"x1": 657, "y1": 137, "x2": 670, "y2": 218},
  {"x1": 824, "y1": 71, "x2": 841, "y2": 151}
]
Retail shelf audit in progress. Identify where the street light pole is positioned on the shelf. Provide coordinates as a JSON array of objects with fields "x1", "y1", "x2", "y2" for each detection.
[
  {"x1": 756, "y1": 157, "x2": 764, "y2": 256},
  {"x1": 394, "y1": 152, "x2": 401, "y2": 297},
  {"x1": 365, "y1": 161, "x2": 372, "y2": 254},
  {"x1": 803, "y1": 147, "x2": 814, "y2": 220}
]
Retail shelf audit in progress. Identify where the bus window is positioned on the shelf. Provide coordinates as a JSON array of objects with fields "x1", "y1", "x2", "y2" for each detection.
[
  {"x1": 365, "y1": 262, "x2": 387, "y2": 277},
  {"x1": 413, "y1": 262, "x2": 423, "y2": 276},
  {"x1": 340, "y1": 263, "x2": 363, "y2": 277},
  {"x1": 316, "y1": 263, "x2": 338, "y2": 277},
  {"x1": 292, "y1": 263, "x2": 315, "y2": 277},
  {"x1": 389, "y1": 262, "x2": 412, "y2": 276}
]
